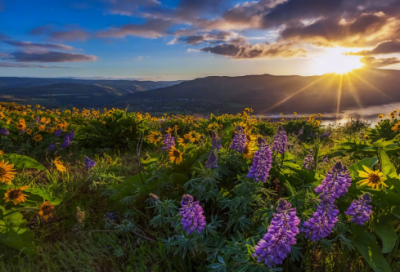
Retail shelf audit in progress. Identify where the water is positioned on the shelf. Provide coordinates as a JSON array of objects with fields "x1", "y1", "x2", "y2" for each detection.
[{"x1": 263, "y1": 102, "x2": 400, "y2": 127}]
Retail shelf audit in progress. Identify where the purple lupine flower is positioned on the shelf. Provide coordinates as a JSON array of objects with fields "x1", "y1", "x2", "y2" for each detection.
[
  {"x1": 321, "y1": 130, "x2": 332, "y2": 138},
  {"x1": 314, "y1": 162, "x2": 352, "y2": 201},
  {"x1": 253, "y1": 199, "x2": 300, "y2": 267},
  {"x1": 35, "y1": 116, "x2": 40, "y2": 123},
  {"x1": 179, "y1": 194, "x2": 206, "y2": 235},
  {"x1": 345, "y1": 193, "x2": 373, "y2": 225},
  {"x1": 162, "y1": 133, "x2": 175, "y2": 150},
  {"x1": 272, "y1": 126, "x2": 287, "y2": 154},
  {"x1": 303, "y1": 151, "x2": 315, "y2": 171},
  {"x1": 62, "y1": 135, "x2": 71, "y2": 149},
  {"x1": 302, "y1": 198, "x2": 339, "y2": 242},
  {"x1": 48, "y1": 143, "x2": 55, "y2": 152},
  {"x1": 0, "y1": 128, "x2": 9, "y2": 135},
  {"x1": 247, "y1": 138, "x2": 273, "y2": 183},
  {"x1": 230, "y1": 126, "x2": 247, "y2": 153},
  {"x1": 321, "y1": 155, "x2": 329, "y2": 163},
  {"x1": 68, "y1": 130, "x2": 75, "y2": 140},
  {"x1": 211, "y1": 131, "x2": 222, "y2": 149},
  {"x1": 55, "y1": 129, "x2": 62, "y2": 138},
  {"x1": 19, "y1": 129, "x2": 26, "y2": 133},
  {"x1": 298, "y1": 127, "x2": 304, "y2": 135},
  {"x1": 206, "y1": 150, "x2": 218, "y2": 168},
  {"x1": 84, "y1": 156, "x2": 96, "y2": 169}
]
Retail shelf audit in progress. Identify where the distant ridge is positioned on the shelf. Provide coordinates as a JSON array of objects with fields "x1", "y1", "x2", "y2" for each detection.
[{"x1": 128, "y1": 69, "x2": 400, "y2": 114}]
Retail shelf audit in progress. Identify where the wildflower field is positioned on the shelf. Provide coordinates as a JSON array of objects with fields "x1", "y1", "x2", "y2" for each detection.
[{"x1": 1, "y1": 102, "x2": 400, "y2": 272}]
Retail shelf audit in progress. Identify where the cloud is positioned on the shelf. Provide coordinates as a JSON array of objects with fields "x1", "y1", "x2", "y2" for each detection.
[
  {"x1": 360, "y1": 56, "x2": 400, "y2": 68},
  {"x1": 2, "y1": 40, "x2": 74, "y2": 51},
  {"x1": 9, "y1": 51, "x2": 97, "y2": 62},
  {"x1": 97, "y1": 19, "x2": 173, "y2": 38},
  {"x1": 200, "y1": 42, "x2": 307, "y2": 59},
  {"x1": 176, "y1": 31, "x2": 238, "y2": 45},
  {"x1": 0, "y1": 62, "x2": 70, "y2": 68},
  {"x1": 104, "y1": 0, "x2": 161, "y2": 16},
  {"x1": 347, "y1": 40, "x2": 400, "y2": 55},
  {"x1": 0, "y1": 33, "x2": 10, "y2": 40},
  {"x1": 0, "y1": 52, "x2": 8, "y2": 58},
  {"x1": 30, "y1": 25, "x2": 89, "y2": 41}
]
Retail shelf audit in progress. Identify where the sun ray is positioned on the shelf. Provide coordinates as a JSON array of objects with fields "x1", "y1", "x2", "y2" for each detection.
[
  {"x1": 349, "y1": 71, "x2": 390, "y2": 99},
  {"x1": 345, "y1": 73, "x2": 363, "y2": 109},
  {"x1": 336, "y1": 74, "x2": 344, "y2": 119},
  {"x1": 263, "y1": 74, "x2": 330, "y2": 113}
]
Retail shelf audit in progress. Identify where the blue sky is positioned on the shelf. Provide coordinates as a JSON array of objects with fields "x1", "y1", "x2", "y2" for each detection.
[{"x1": 1, "y1": 0, "x2": 400, "y2": 80}]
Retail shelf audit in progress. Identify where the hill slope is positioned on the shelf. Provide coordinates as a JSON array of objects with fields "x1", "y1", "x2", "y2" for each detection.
[{"x1": 128, "y1": 69, "x2": 400, "y2": 114}]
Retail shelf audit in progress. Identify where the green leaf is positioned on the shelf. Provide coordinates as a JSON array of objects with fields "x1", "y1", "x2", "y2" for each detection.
[
  {"x1": 352, "y1": 225, "x2": 391, "y2": 272},
  {"x1": 391, "y1": 206, "x2": 400, "y2": 219},
  {"x1": 373, "y1": 214, "x2": 397, "y2": 254},
  {"x1": 169, "y1": 173, "x2": 189, "y2": 186},
  {"x1": 24, "y1": 188, "x2": 63, "y2": 206},
  {"x1": 0, "y1": 154, "x2": 45, "y2": 170},
  {"x1": 378, "y1": 149, "x2": 397, "y2": 179},
  {"x1": 0, "y1": 229, "x2": 37, "y2": 255}
]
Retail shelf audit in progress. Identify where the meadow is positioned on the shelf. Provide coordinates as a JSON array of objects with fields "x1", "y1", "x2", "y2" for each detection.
[{"x1": 0, "y1": 102, "x2": 400, "y2": 272}]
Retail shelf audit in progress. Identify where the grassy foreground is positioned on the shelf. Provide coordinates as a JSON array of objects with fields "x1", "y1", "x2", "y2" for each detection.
[{"x1": 0, "y1": 103, "x2": 400, "y2": 271}]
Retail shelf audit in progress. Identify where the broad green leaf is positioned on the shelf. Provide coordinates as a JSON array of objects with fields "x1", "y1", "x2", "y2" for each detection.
[
  {"x1": 378, "y1": 149, "x2": 397, "y2": 179},
  {"x1": 169, "y1": 173, "x2": 189, "y2": 186},
  {"x1": 24, "y1": 188, "x2": 63, "y2": 206},
  {"x1": 0, "y1": 229, "x2": 37, "y2": 255},
  {"x1": 0, "y1": 154, "x2": 45, "y2": 170},
  {"x1": 373, "y1": 214, "x2": 397, "y2": 254},
  {"x1": 391, "y1": 206, "x2": 400, "y2": 219},
  {"x1": 352, "y1": 225, "x2": 391, "y2": 272}
]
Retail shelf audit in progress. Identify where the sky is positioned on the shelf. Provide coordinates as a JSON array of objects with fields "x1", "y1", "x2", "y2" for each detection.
[{"x1": 1, "y1": 0, "x2": 400, "y2": 80}]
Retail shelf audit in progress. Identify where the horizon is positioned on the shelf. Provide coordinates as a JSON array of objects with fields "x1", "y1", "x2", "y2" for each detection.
[{"x1": 1, "y1": 1, "x2": 400, "y2": 80}]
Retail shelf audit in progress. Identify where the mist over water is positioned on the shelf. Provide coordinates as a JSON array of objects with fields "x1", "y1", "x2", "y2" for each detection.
[{"x1": 264, "y1": 102, "x2": 400, "y2": 127}]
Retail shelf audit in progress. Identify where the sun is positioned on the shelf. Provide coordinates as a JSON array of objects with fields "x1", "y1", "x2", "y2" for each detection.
[{"x1": 310, "y1": 47, "x2": 364, "y2": 75}]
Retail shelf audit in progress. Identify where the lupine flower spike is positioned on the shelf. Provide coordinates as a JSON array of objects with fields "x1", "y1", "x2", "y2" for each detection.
[
  {"x1": 211, "y1": 131, "x2": 222, "y2": 149},
  {"x1": 253, "y1": 199, "x2": 300, "y2": 267},
  {"x1": 230, "y1": 126, "x2": 246, "y2": 153},
  {"x1": 84, "y1": 156, "x2": 96, "y2": 169},
  {"x1": 303, "y1": 151, "x2": 315, "y2": 171},
  {"x1": 162, "y1": 133, "x2": 175, "y2": 150},
  {"x1": 206, "y1": 150, "x2": 218, "y2": 168},
  {"x1": 247, "y1": 137, "x2": 272, "y2": 183},
  {"x1": 272, "y1": 126, "x2": 287, "y2": 154},
  {"x1": 345, "y1": 193, "x2": 373, "y2": 225},
  {"x1": 179, "y1": 194, "x2": 206, "y2": 234}
]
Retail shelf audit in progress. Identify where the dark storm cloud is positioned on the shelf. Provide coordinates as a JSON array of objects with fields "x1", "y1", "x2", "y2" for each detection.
[
  {"x1": 97, "y1": 18, "x2": 173, "y2": 38},
  {"x1": 10, "y1": 51, "x2": 97, "y2": 62},
  {"x1": 2, "y1": 40, "x2": 74, "y2": 51},
  {"x1": 0, "y1": 62, "x2": 70, "y2": 68},
  {"x1": 200, "y1": 42, "x2": 307, "y2": 59},
  {"x1": 348, "y1": 40, "x2": 400, "y2": 55},
  {"x1": 361, "y1": 56, "x2": 400, "y2": 68}
]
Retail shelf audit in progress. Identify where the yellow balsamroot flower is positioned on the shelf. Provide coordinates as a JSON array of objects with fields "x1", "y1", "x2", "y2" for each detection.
[
  {"x1": 40, "y1": 117, "x2": 47, "y2": 123},
  {"x1": 36, "y1": 105, "x2": 41, "y2": 109},
  {"x1": 17, "y1": 123, "x2": 26, "y2": 130},
  {"x1": 243, "y1": 143, "x2": 255, "y2": 159},
  {"x1": 357, "y1": 166, "x2": 388, "y2": 190},
  {"x1": 18, "y1": 118, "x2": 26, "y2": 124},
  {"x1": 0, "y1": 112, "x2": 4, "y2": 119},
  {"x1": 54, "y1": 157, "x2": 66, "y2": 172},
  {"x1": 6, "y1": 118, "x2": 11, "y2": 125},
  {"x1": 38, "y1": 125, "x2": 45, "y2": 131},
  {"x1": 390, "y1": 112, "x2": 396, "y2": 118},
  {"x1": 378, "y1": 114, "x2": 384, "y2": 118},
  {"x1": 56, "y1": 123, "x2": 64, "y2": 130},
  {"x1": 148, "y1": 131, "x2": 162, "y2": 144},
  {"x1": 50, "y1": 127, "x2": 55, "y2": 133},
  {"x1": 0, "y1": 150, "x2": 3, "y2": 155},
  {"x1": 168, "y1": 147, "x2": 183, "y2": 165},
  {"x1": 4, "y1": 186, "x2": 29, "y2": 205},
  {"x1": 293, "y1": 112, "x2": 297, "y2": 115},
  {"x1": 0, "y1": 160, "x2": 16, "y2": 184},
  {"x1": 33, "y1": 135, "x2": 43, "y2": 142},
  {"x1": 26, "y1": 128, "x2": 33, "y2": 135},
  {"x1": 178, "y1": 134, "x2": 193, "y2": 147},
  {"x1": 392, "y1": 123, "x2": 400, "y2": 132},
  {"x1": 38, "y1": 201, "x2": 55, "y2": 222}
]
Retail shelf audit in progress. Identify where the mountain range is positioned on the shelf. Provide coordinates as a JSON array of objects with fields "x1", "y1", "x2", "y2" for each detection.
[{"x1": 1, "y1": 69, "x2": 400, "y2": 114}]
